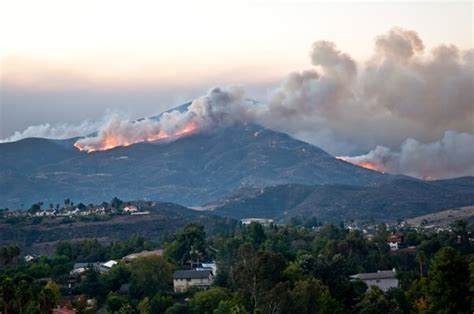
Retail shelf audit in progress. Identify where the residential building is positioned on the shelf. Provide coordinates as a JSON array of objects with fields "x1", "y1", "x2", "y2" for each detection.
[
  {"x1": 241, "y1": 218, "x2": 273, "y2": 226},
  {"x1": 387, "y1": 233, "x2": 403, "y2": 251},
  {"x1": 350, "y1": 269, "x2": 398, "y2": 291},
  {"x1": 173, "y1": 269, "x2": 214, "y2": 292}
]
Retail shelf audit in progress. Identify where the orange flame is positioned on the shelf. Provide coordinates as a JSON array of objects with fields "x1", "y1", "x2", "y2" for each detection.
[
  {"x1": 355, "y1": 161, "x2": 385, "y2": 172},
  {"x1": 336, "y1": 157, "x2": 385, "y2": 173},
  {"x1": 74, "y1": 121, "x2": 199, "y2": 153}
]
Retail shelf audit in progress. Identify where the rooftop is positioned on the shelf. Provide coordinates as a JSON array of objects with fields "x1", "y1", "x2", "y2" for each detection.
[
  {"x1": 122, "y1": 249, "x2": 163, "y2": 261},
  {"x1": 350, "y1": 269, "x2": 397, "y2": 280},
  {"x1": 173, "y1": 269, "x2": 212, "y2": 279}
]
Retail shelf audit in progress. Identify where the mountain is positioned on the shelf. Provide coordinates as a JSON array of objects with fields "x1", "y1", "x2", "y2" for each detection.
[
  {"x1": 209, "y1": 177, "x2": 474, "y2": 222},
  {"x1": 0, "y1": 120, "x2": 385, "y2": 209}
]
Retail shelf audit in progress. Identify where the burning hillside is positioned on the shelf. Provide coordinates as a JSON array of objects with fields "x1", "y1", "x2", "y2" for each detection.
[
  {"x1": 338, "y1": 131, "x2": 474, "y2": 180},
  {"x1": 74, "y1": 120, "x2": 199, "y2": 153},
  {"x1": 336, "y1": 157, "x2": 386, "y2": 173},
  {"x1": 74, "y1": 87, "x2": 252, "y2": 153}
]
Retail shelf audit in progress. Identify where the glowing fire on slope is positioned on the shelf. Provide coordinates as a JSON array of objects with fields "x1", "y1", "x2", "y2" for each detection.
[
  {"x1": 336, "y1": 156, "x2": 386, "y2": 173},
  {"x1": 74, "y1": 121, "x2": 199, "y2": 153}
]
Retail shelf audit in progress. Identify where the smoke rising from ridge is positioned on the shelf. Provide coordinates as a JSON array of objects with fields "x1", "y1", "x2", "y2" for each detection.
[
  {"x1": 338, "y1": 131, "x2": 474, "y2": 180},
  {"x1": 73, "y1": 86, "x2": 254, "y2": 152},
  {"x1": 2, "y1": 27, "x2": 473, "y2": 179},
  {"x1": 0, "y1": 120, "x2": 101, "y2": 143}
]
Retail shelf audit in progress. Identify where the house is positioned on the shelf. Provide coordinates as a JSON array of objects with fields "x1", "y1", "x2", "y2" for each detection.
[
  {"x1": 123, "y1": 206, "x2": 139, "y2": 213},
  {"x1": 99, "y1": 260, "x2": 118, "y2": 273},
  {"x1": 199, "y1": 262, "x2": 217, "y2": 275},
  {"x1": 70, "y1": 262, "x2": 104, "y2": 275},
  {"x1": 24, "y1": 254, "x2": 39, "y2": 263},
  {"x1": 350, "y1": 269, "x2": 398, "y2": 291},
  {"x1": 173, "y1": 269, "x2": 214, "y2": 292},
  {"x1": 241, "y1": 218, "x2": 273, "y2": 226},
  {"x1": 122, "y1": 249, "x2": 163, "y2": 263},
  {"x1": 387, "y1": 233, "x2": 403, "y2": 251}
]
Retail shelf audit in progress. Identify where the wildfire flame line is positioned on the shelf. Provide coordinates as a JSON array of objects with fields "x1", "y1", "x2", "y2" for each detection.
[
  {"x1": 336, "y1": 156, "x2": 386, "y2": 173},
  {"x1": 74, "y1": 121, "x2": 199, "y2": 153}
]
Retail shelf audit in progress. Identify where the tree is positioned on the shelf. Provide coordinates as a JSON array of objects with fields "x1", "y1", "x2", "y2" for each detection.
[
  {"x1": 233, "y1": 244, "x2": 287, "y2": 311},
  {"x1": 0, "y1": 277, "x2": 14, "y2": 314},
  {"x1": 80, "y1": 269, "x2": 107, "y2": 299},
  {"x1": 165, "y1": 224, "x2": 207, "y2": 265},
  {"x1": 246, "y1": 223, "x2": 266, "y2": 248},
  {"x1": 107, "y1": 292, "x2": 129, "y2": 313},
  {"x1": 426, "y1": 246, "x2": 471, "y2": 313},
  {"x1": 416, "y1": 250, "x2": 426, "y2": 278},
  {"x1": 138, "y1": 297, "x2": 151, "y2": 314},
  {"x1": 164, "y1": 303, "x2": 189, "y2": 314},
  {"x1": 213, "y1": 300, "x2": 246, "y2": 314},
  {"x1": 111, "y1": 197, "x2": 123, "y2": 209},
  {"x1": 38, "y1": 281, "x2": 60, "y2": 314},
  {"x1": 318, "y1": 289, "x2": 344, "y2": 314},
  {"x1": 150, "y1": 293, "x2": 173, "y2": 314},
  {"x1": 289, "y1": 278, "x2": 325, "y2": 314},
  {"x1": 118, "y1": 303, "x2": 135, "y2": 314},
  {"x1": 188, "y1": 287, "x2": 231, "y2": 314},
  {"x1": 129, "y1": 256, "x2": 174, "y2": 298},
  {"x1": 103, "y1": 263, "x2": 131, "y2": 292},
  {"x1": 15, "y1": 279, "x2": 32, "y2": 314},
  {"x1": 356, "y1": 286, "x2": 401, "y2": 314}
]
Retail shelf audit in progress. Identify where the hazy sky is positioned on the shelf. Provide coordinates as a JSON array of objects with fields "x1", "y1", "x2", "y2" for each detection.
[{"x1": 0, "y1": 0, "x2": 472, "y2": 139}]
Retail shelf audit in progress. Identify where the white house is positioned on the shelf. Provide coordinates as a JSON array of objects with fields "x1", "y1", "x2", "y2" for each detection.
[
  {"x1": 387, "y1": 234, "x2": 403, "y2": 251},
  {"x1": 173, "y1": 269, "x2": 214, "y2": 292},
  {"x1": 350, "y1": 269, "x2": 398, "y2": 291},
  {"x1": 123, "y1": 206, "x2": 139, "y2": 213},
  {"x1": 241, "y1": 218, "x2": 273, "y2": 226}
]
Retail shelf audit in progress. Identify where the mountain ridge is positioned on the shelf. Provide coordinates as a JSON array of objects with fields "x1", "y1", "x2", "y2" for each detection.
[{"x1": 0, "y1": 120, "x2": 385, "y2": 208}]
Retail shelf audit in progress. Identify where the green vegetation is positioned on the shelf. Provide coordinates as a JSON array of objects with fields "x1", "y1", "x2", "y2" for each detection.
[{"x1": 0, "y1": 219, "x2": 473, "y2": 313}]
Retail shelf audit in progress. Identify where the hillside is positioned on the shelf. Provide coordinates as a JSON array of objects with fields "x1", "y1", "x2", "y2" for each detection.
[
  {"x1": 405, "y1": 206, "x2": 474, "y2": 227},
  {"x1": 209, "y1": 177, "x2": 474, "y2": 222},
  {"x1": 0, "y1": 122, "x2": 384, "y2": 209},
  {"x1": 0, "y1": 201, "x2": 236, "y2": 254}
]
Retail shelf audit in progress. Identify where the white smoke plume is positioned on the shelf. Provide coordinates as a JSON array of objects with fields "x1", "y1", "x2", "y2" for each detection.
[
  {"x1": 338, "y1": 131, "x2": 474, "y2": 180},
  {"x1": 0, "y1": 120, "x2": 101, "y2": 143},
  {"x1": 73, "y1": 86, "x2": 255, "y2": 152},
  {"x1": 259, "y1": 27, "x2": 474, "y2": 155},
  {"x1": 2, "y1": 27, "x2": 473, "y2": 179}
]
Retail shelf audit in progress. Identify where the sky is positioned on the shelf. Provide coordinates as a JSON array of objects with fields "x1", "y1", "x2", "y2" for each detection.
[{"x1": 1, "y1": 0, "x2": 472, "y2": 138}]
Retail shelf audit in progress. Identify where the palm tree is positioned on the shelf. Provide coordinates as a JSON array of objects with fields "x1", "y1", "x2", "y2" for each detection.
[
  {"x1": 0, "y1": 247, "x2": 8, "y2": 267},
  {"x1": 416, "y1": 250, "x2": 426, "y2": 278}
]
